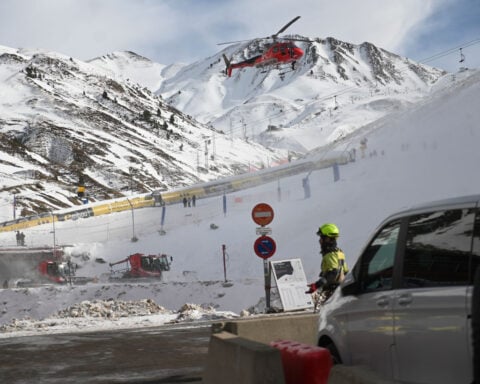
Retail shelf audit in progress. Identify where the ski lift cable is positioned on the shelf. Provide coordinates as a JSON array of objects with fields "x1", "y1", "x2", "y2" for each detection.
[{"x1": 418, "y1": 38, "x2": 480, "y2": 65}]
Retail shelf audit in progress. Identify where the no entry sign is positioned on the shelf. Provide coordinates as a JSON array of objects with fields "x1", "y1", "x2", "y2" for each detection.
[
  {"x1": 251, "y1": 203, "x2": 274, "y2": 226},
  {"x1": 254, "y1": 235, "x2": 276, "y2": 259}
]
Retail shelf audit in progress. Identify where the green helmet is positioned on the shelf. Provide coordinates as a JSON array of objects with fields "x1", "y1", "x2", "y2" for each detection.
[{"x1": 317, "y1": 223, "x2": 339, "y2": 238}]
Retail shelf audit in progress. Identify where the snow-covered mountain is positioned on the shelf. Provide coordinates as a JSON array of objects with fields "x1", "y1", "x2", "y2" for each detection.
[
  {"x1": 87, "y1": 51, "x2": 180, "y2": 93},
  {"x1": 0, "y1": 46, "x2": 287, "y2": 217},
  {"x1": 0, "y1": 35, "x2": 446, "y2": 218},
  {"x1": 91, "y1": 37, "x2": 446, "y2": 153},
  {"x1": 156, "y1": 36, "x2": 445, "y2": 151}
]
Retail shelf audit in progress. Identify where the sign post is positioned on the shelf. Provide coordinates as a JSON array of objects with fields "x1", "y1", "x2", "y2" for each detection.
[{"x1": 252, "y1": 203, "x2": 275, "y2": 312}]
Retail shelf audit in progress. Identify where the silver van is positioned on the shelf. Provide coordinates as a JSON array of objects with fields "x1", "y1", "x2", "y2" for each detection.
[{"x1": 317, "y1": 194, "x2": 479, "y2": 383}]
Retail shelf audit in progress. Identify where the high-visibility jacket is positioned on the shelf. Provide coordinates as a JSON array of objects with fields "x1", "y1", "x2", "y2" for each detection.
[{"x1": 321, "y1": 249, "x2": 348, "y2": 283}]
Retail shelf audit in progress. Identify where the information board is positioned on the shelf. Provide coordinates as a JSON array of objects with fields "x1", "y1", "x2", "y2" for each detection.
[{"x1": 270, "y1": 258, "x2": 313, "y2": 311}]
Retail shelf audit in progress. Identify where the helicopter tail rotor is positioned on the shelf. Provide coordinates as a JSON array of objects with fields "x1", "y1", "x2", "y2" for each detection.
[{"x1": 222, "y1": 54, "x2": 233, "y2": 77}]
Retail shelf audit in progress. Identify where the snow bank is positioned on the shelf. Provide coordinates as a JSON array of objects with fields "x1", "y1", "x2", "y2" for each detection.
[{"x1": 0, "y1": 298, "x2": 239, "y2": 338}]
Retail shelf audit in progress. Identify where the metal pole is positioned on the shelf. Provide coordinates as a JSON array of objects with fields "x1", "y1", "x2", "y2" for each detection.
[
  {"x1": 161, "y1": 205, "x2": 166, "y2": 226},
  {"x1": 264, "y1": 259, "x2": 271, "y2": 312},
  {"x1": 126, "y1": 198, "x2": 137, "y2": 242},
  {"x1": 159, "y1": 205, "x2": 166, "y2": 235},
  {"x1": 222, "y1": 244, "x2": 227, "y2": 282},
  {"x1": 223, "y1": 193, "x2": 227, "y2": 217},
  {"x1": 333, "y1": 162, "x2": 340, "y2": 182},
  {"x1": 50, "y1": 210, "x2": 56, "y2": 258}
]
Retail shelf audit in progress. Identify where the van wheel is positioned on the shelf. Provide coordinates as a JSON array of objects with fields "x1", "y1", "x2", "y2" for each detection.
[{"x1": 325, "y1": 341, "x2": 342, "y2": 365}]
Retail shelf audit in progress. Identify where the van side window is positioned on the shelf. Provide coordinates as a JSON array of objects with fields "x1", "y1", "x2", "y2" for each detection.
[
  {"x1": 403, "y1": 209, "x2": 474, "y2": 288},
  {"x1": 472, "y1": 208, "x2": 480, "y2": 283},
  {"x1": 359, "y1": 220, "x2": 400, "y2": 293}
]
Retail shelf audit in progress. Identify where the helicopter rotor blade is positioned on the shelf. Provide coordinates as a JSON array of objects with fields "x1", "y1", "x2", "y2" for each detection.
[
  {"x1": 217, "y1": 16, "x2": 302, "y2": 46},
  {"x1": 276, "y1": 37, "x2": 313, "y2": 43},
  {"x1": 217, "y1": 38, "x2": 255, "y2": 46},
  {"x1": 272, "y1": 16, "x2": 301, "y2": 39}
]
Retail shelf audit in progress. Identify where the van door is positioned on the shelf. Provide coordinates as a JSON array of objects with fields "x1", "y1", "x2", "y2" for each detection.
[
  {"x1": 345, "y1": 220, "x2": 401, "y2": 379},
  {"x1": 469, "y1": 209, "x2": 480, "y2": 381},
  {"x1": 393, "y1": 208, "x2": 474, "y2": 384}
]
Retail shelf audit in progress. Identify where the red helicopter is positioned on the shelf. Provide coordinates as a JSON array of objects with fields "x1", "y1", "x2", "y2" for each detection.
[{"x1": 219, "y1": 16, "x2": 307, "y2": 77}]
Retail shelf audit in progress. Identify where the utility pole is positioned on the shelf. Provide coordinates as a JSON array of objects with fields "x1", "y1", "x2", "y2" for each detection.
[
  {"x1": 50, "y1": 210, "x2": 57, "y2": 258},
  {"x1": 128, "y1": 167, "x2": 134, "y2": 195},
  {"x1": 196, "y1": 150, "x2": 199, "y2": 174},
  {"x1": 204, "y1": 140, "x2": 209, "y2": 169},
  {"x1": 126, "y1": 198, "x2": 137, "y2": 242},
  {"x1": 242, "y1": 118, "x2": 247, "y2": 141},
  {"x1": 13, "y1": 194, "x2": 16, "y2": 220},
  {"x1": 212, "y1": 132, "x2": 216, "y2": 160},
  {"x1": 222, "y1": 244, "x2": 228, "y2": 282}
]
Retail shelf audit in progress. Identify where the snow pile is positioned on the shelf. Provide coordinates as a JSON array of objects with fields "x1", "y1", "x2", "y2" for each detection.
[
  {"x1": 173, "y1": 303, "x2": 239, "y2": 323},
  {"x1": 54, "y1": 298, "x2": 168, "y2": 319},
  {"x1": 0, "y1": 298, "x2": 239, "y2": 337}
]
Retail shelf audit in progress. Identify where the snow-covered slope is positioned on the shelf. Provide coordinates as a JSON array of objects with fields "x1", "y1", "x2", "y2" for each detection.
[
  {"x1": 156, "y1": 36, "x2": 446, "y2": 151},
  {"x1": 0, "y1": 68, "x2": 478, "y2": 335},
  {"x1": 87, "y1": 51, "x2": 183, "y2": 93}
]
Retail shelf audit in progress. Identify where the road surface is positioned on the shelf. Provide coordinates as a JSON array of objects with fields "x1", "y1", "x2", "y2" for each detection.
[{"x1": 0, "y1": 323, "x2": 212, "y2": 383}]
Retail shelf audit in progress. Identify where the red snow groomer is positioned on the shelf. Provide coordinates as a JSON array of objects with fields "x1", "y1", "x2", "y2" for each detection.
[
  {"x1": 109, "y1": 253, "x2": 172, "y2": 280},
  {"x1": 38, "y1": 260, "x2": 76, "y2": 284}
]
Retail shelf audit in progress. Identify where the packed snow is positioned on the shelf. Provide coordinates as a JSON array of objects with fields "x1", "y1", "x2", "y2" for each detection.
[{"x1": 0, "y1": 68, "x2": 479, "y2": 338}]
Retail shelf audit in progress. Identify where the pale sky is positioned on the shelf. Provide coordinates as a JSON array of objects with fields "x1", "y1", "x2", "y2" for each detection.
[{"x1": 0, "y1": 0, "x2": 479, "y2": 72}]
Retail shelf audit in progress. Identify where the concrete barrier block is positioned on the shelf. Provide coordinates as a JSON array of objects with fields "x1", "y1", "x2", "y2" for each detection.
[
  {"x1": 202, "y1": 331, "x2": 285, "y2": 384},
  {"x1": 214, "y1": 313, "x2": 318, "y2": 345}
]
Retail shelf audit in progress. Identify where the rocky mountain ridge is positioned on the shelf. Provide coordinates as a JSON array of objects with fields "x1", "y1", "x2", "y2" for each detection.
[{"x1": 0, "y1": 46, "x2": 284, "y2": 217}]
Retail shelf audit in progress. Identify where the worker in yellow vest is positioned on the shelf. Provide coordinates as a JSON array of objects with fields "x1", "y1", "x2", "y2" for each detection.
[{"x1": 306, "y1": 223, "x2": 348, "y2": 299}]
